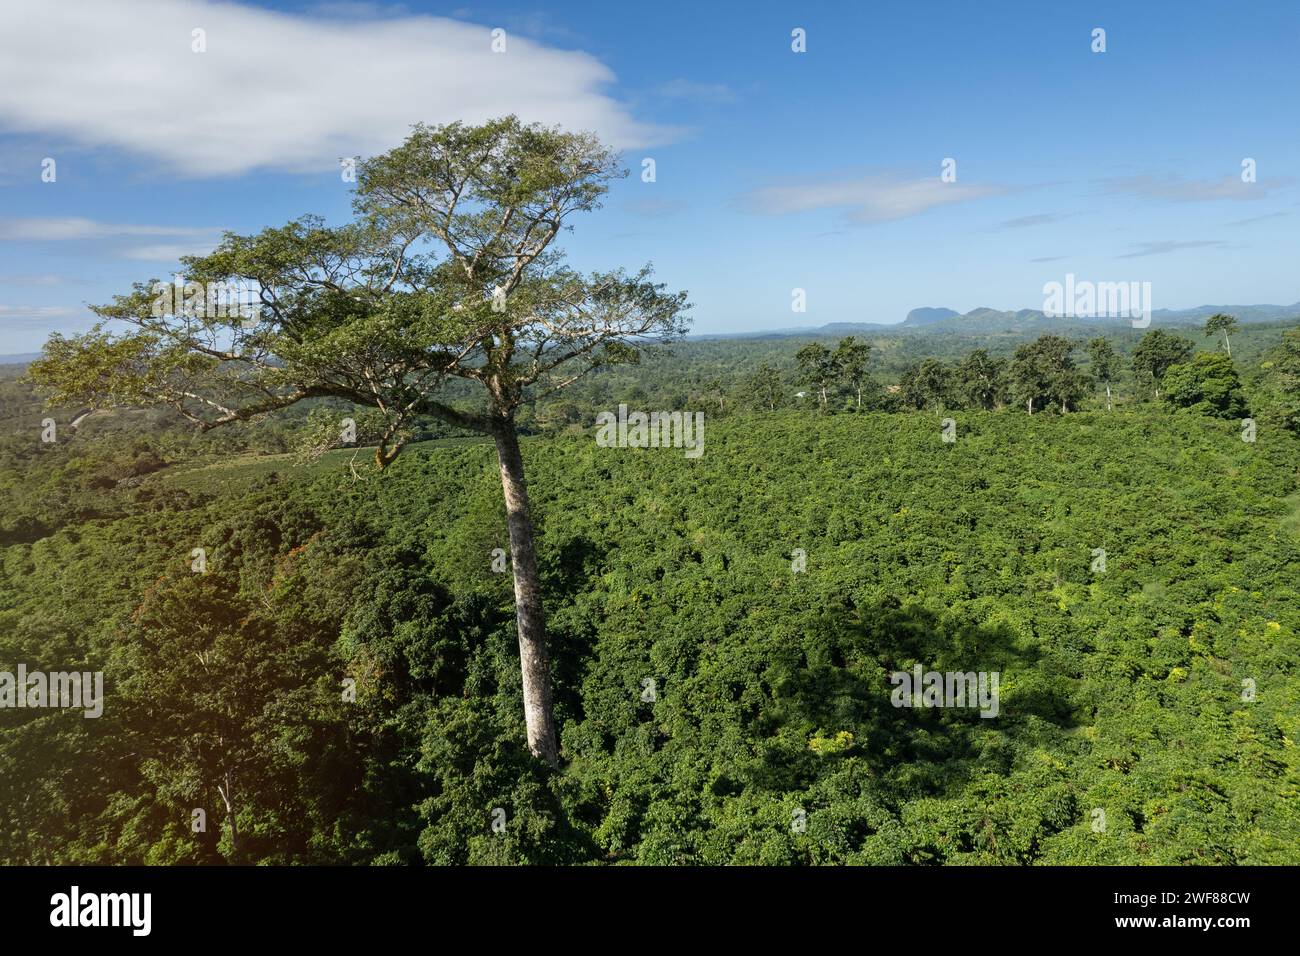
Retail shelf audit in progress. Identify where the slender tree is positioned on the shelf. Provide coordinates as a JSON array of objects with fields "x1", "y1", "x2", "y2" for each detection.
[
  {"x1": 1086, "y1": 337, "x2": 1122, "y2": 411},
  {"x1": 743, "y1": 362, "x2": 784, "y2": 411},
  {"x1": 28, "y1": 117, "x2": 690, "y2": 767},
  {"x1": 701, "y1": 375, "x2": 726, "y2": 411},
  {"x1": 1132, "y1": 329, "x2": 1194, "y2": 400},
  {"x1": 1009, "y1": 339, "x2": 1048, "y2": 415},
  {"x1": 832, "y1": 336, "x2": 872, "y2": 409},
  {"x1": 795, "y1": 342, "x2": 835, "y2": 408},
  {"x1": 1204, "y1": 312, "x2": 1238, "y2": 358}
]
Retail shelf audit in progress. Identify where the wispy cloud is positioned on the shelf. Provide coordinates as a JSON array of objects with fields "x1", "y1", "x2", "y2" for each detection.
[
  {"x1": 655, "y1": 79, "x2": 737, "y2": 104},
  {"x1": 0, "y1": 0, "x2": 667, "y2": 177},
  {"x1": 0, "y1": 273, "x2": 80, "y2": 286},
  {"x1": 742, "y1": 172, "x2": 1006, "y2": 224},
  {"x1": 0, "y1": 304, "x2": 80, "y2": 323},
  {"x1": 1029, "y1": 255, "x2": 1067, "y2": 263},
  {"x1": 1117, "y1": 239, "x2": 1229, "y2": 258},
  {"x1": 1101, "y1": 173, "x2": 1284, "y2": 203},
  {"x1": 1224, "y1": 210, "x2": 1289, "y2": 227},
  {"x1": 307, "y1": 2, "x2": 412, "y2": 18},
  {"x1": 0, "y1": 217, "x2": 220, "y2": 241},
  {"x1": 500, "y1": 10, "x2": 587, "y2": 45},
  {"x1": 996, "y1": 212, "x2": 1074, "y2": 230},
  {"x1": 119, "y1": 242, "x2": 222, "y2": 261}
]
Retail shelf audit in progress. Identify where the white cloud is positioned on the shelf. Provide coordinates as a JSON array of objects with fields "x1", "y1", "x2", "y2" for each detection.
[
  {"x1": 742, "y1": 173, "x2": 1005, "y2": 224},
  {"x1": 0, "y1": 304, "x2": 80, "y2": 324},
  {"x1": 0, "y1": 217, "x2": 220, "y2": 241},
  {"x1": 0, "y1": 273, "x2": 75, "y2": 286},
  {"x1": 119, "y1": 242, "x2": 222, "y2": 261},
  {"x1": 1102, "y1": 174, "x2": 1285, "y2": 203},
  {"x1": 0, "y1": 0, "x2": 667, "y2": 177}
]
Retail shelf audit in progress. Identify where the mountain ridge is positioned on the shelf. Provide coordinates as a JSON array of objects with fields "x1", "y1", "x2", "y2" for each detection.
[{"x1": 694, "y1": 302, "x2": 1300, "y2": 340}]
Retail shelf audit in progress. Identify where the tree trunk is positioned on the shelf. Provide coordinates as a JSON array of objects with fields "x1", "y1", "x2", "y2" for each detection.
[
  {"x1": 1105, "y1": 383, "x2": 1112, "y2": 412},
  {"x1": 217, "y1": 770, "x2": 240, "y2": 864},
  {"x1": 1224, "y1": 332, "x2": 1232, "y2": 358},
  {"x1": 856, "y1": 386, "x2": 862, "y2": 409},
  {"x1": 491, "y1": 422, "x2": 560, "y2": 767},
  {"x1": 1027, "y1": 397, "x2": 1034, "y2": 415}
]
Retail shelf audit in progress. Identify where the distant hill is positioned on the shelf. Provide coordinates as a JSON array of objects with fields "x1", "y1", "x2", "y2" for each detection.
[
  {"x1": 722, "y1": 302, "x2": 1300, "y2": 340},
  {"x1": 0, "y1": 352, "x2": 41, "y2": 367},
  {"x1": 1152, "y1": 302, "x2": 1300, "y2": 324},
  {"x1": 911, "y1": 303, "x2": 1300, "y2": 331},
  {"x1": 902, "y1": 307, "x2": 960, "y2": 326}
]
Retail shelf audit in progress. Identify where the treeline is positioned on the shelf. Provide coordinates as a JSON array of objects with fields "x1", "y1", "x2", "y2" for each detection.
[
  {"x1": 708, "y1": 319, "x2": 1300, "y2": 429},
  {"x1": 532, "y1": 317, "x2": 1300, "y2": 432},
  {"x1": 783, "y1": 329, "x2": 1241, "y2": 417}
]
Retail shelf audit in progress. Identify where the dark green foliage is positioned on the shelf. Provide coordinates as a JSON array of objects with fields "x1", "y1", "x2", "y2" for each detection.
[
  {"x1": 954, "y1": 349, "x2": 1007, "y2": 411},
  {"x1": 899, "y1": 358, "x2": 953, "y2": 412},
  {"x1": 1132, "y1": 329, "x2": 1196, "y2": 399},
  {"x1": 1262, "y1": 329, "x2": 1300, "y2": 434},
  {"x1": 794, "y1": 343, "x2": 835, "y2": 408},
  {"x1": 1009, "y1": 335, "x2": 1088, "y2": 414},
  {"x1": 4, "y1": 371, "x2": 1299, "y2": 863},
  {"x1": 1163, "y1": 352, "x2": 1248, "y2": 419}
]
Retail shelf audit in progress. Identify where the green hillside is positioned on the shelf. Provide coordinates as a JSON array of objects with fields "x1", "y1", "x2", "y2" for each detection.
[{"x1": 4, "y1": 408, "x2": 1298, "y2": 864}]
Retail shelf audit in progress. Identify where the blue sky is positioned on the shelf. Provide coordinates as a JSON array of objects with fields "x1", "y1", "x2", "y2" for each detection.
[{"x1": 0, "y1": 0, "x2": 1297, "y2": 352}]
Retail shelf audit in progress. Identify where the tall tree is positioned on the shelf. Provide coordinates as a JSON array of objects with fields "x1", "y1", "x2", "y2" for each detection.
[
  {"x1": 1009, "y1": 336, "x2": 1066, "y2": 414},
  {"x1": 1269, "y1": 329, "x2": 1300, "y2": 433},
  {"x1": 1086, "y1": 337, "x2": 1122, "y2": 412},
  {"x1": 795, "y1": 342, "x2": 836, "y2": 408},
  {"x1": 701, "y1": 375, "x2": 726, "y2": 411},
  {"x1": 899, "y1": 358, "x2": 952, "y2": 413},
  {"x1": 832, "y1": 336, "x2": 872, "y2": 409},
  {"x1": 1204, "y1": 312, "x2": 1238, "y2": 358},
  {"x1": 28, "y1": 117, "x2": 690, "y2": 767},
  {"x1": 955, "y1": 349, "x2": 1006, "y2": 410},
  {"x1": 743, "y1": 362, "x2": 785, "y2": 411},
  {"x1": 1132, "y1": 329, "x2": 1195, "y2": 399},
  {"x1": 1008, "y1": 335, "x2": 1087, "y2": 414}
]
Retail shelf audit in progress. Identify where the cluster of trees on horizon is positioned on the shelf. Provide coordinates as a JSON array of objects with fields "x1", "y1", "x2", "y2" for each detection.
[{"x1": 739, "y1": 314, "x2": 1251, "y2": 419}]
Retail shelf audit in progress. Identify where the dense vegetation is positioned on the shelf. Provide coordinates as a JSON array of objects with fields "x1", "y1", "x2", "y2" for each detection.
[{"x1": 3, "y1": 317, "x2": 1300, "y2": 864}]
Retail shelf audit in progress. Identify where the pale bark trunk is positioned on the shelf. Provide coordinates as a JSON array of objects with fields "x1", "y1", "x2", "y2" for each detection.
[
  {"x1": 1105, "y1": 383, "x2": 1112, "y2": 412},
  {"x1": 491, "y1": 423, "x2": 559, "y2": 767},
  {"x1": 217, "y1": 771, "x2": 240, "y2": 863},
  {"x1": 1224, "y1": 333, "x2": 1232, "y2": 358},
  {"x1": 1027, "y1": 397, "x2": 1034, "y2": 415}
]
